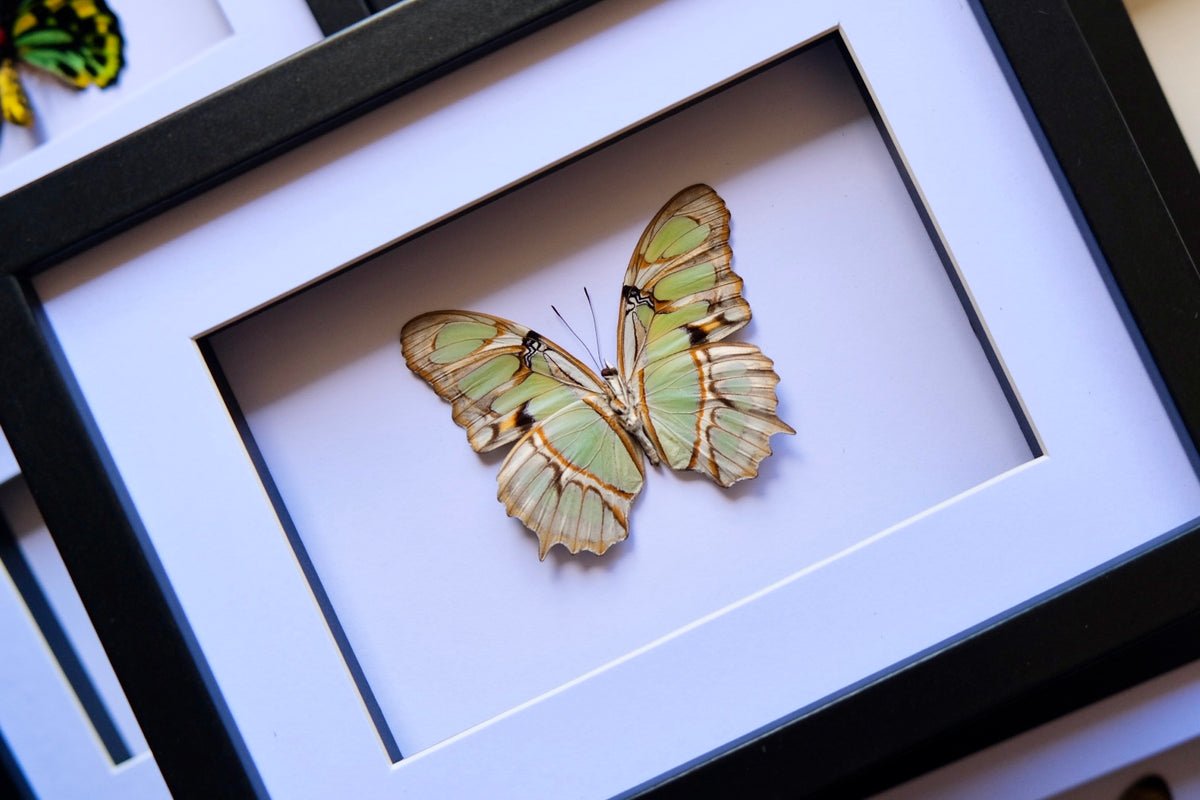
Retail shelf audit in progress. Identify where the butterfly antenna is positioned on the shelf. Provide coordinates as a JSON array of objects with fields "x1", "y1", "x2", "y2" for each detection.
[
  {"x1": 552, "y1": 304, "x2": 602, "y2": 372},
  {"x1": 584, "y1": 287, "x2": 606, "y2": 367}
]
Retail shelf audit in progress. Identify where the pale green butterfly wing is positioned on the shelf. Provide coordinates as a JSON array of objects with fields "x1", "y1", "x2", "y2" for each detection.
[
  {"x1": 498, "y1": 398, "x2": 644, "y2": 558},
  {"x1": 402, "y1": 311, "x2": 608, "y2": 453},
  {"x1": 640, "y1": 342, "x2": 792, "y2": 486},
  {"x1": 401, "y1": 310, "x2": 644, "y2": 557},
  {"x1": 618, "y1": 185, "x2": 794, "y2": 484},
  {"x1": 617, "y1": 184, "x2": 749, "y2": 371},
  {"x1": 402, "y1": 184, "x2": 792, "y2": 557}
]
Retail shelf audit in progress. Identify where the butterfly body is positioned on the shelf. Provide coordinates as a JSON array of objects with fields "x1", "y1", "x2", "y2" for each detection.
[
  {"x1": 402, "y1": 185, "x2": 794, "y2": 559},
  {"x1": 599, "y1": 363, "x2": 661, "y2": 466}
]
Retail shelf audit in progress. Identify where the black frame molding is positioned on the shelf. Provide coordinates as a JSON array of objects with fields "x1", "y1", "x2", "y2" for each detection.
[
  {"x1": 0, "y1": 0, "x2": 600, "y2": 277},
  {"x1": 1, "y1": 0, "x2": 1198, "y2": 797},
  {"x1": 1066, "y1": 0, "x2": 1200, "y2": 280}
]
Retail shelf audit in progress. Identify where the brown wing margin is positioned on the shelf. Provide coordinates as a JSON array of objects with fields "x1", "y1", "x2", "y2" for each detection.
[
  {"x1": 617, "y1": 184, "x2": 751, "y2": 379},
  {"x1": 401, "y1": 310, "x2": 607, "y2": 453}
]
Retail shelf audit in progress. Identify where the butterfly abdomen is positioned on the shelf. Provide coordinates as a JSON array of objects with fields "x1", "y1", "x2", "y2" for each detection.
[{"x1": 599, "y1": 367, "x2": 661, "y2": 466}]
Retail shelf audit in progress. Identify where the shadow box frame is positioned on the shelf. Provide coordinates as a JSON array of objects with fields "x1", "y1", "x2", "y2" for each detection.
[{"x1": 2, "y1": 0, "x2": 1200, "y2": 797}]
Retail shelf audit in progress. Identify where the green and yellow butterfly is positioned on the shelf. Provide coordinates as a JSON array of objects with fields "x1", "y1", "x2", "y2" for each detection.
[
  {"x1": 402, "y1": 185, "x2": 794, "y2": 559},
  {"x1": 0, "y1": 0, "x2": 124, "y2": 130}
]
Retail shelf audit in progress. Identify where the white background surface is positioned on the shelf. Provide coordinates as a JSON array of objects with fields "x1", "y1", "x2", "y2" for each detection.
[
  {"x1": 27, "y1": 0, "x2": 1200, "y2": 796},
  {"x1": 0, "y1": 0, "x2": 322, "y2": 193}
]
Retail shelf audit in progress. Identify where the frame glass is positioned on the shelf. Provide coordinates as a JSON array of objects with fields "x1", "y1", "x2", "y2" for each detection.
[{"x1": 2, "y1": 0, "x2": 1199, "y2": 796}]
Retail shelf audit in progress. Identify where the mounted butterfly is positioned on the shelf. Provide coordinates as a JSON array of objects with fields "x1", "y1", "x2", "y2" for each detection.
[
  {"x1": 402, "y1": 184, "x2": 794, "y2": 559},
  {"x1": 0, "y1": 0, "x2": 125, "y2": 132}
]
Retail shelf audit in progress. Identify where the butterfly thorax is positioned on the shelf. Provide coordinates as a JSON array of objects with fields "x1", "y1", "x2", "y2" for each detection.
[{"x1": 600, "y1": 364, "x2": 661, "y2": 466}]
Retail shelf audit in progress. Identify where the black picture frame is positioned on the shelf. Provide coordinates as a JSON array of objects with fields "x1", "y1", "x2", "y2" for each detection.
[
  {"x1": 1, "y1": 1, "x2": 1197, "y2": 797},
  {"x1": 1066, "y1": 0, "x2": 1200, "y2": 271}
]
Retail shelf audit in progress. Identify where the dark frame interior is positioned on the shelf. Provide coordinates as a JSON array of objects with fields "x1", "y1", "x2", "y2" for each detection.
[{"x1": 1, "y1": 0, "x2": 1197, "y2": 797}]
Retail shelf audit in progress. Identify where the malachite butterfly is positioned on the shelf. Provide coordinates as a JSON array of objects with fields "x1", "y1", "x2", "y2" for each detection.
[
  {"x1": 0, "y1": 0, "x2": 125, "y2": 132},
  {"x1": 402, "y1": 184, "x2": 795, "y2": 559}
]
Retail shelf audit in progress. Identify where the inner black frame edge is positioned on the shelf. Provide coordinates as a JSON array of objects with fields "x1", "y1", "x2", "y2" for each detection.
[
  {"x1": 0, "y1": 728, "x2": 34, "y2": 800},
  {"x1": 0, "y1": 0, "x2": 1198, "y2": 798},
  {"x1": 196, "y1": 339, "x2": 405, "y2": 763}
]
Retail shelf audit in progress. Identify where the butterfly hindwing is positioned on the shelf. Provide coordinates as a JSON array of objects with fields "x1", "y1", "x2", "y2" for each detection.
[
  {"x1": 402, "y1": 311, "x2": 645, "y2": 558},
  {"x1": 0, "y1": 57, "x2": 31, "y2": 125},
  {"x1": 498, "y1": 397, "x2": 644, "y2": 558},
  {"x1": 621, "y1": 185, "x2": 794, "y2": 484},
  {"x1": 640, "y1": 341, "x2": 793, "y2": 486}
]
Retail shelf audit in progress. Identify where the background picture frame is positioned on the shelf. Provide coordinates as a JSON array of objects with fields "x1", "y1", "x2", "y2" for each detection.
[
  {"x1": 0, "y1": 0, "x2": 341, "y2": 194},
  {"x1": 0, "y1": 432, "x2": 170, "y2": 798}
]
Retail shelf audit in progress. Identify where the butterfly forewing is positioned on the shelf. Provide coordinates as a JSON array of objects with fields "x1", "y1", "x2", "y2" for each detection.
[
  {"x1": 402, "y1": 311, "x2": 608, "y2": 453},
  {"x1": 618, "y1": 184, "x2": 749, "y2": 374},
  {"x1": 402, "y1": 310, "x2": 646, "y2": 558},
  {"x1": 620, "y1": 185, "x2": 794, "y2": 484}
]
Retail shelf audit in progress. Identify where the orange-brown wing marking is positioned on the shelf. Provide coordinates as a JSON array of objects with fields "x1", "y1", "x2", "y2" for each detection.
[{"x1": 401, "y1": 311, "x2": 607, "y2": 453}]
